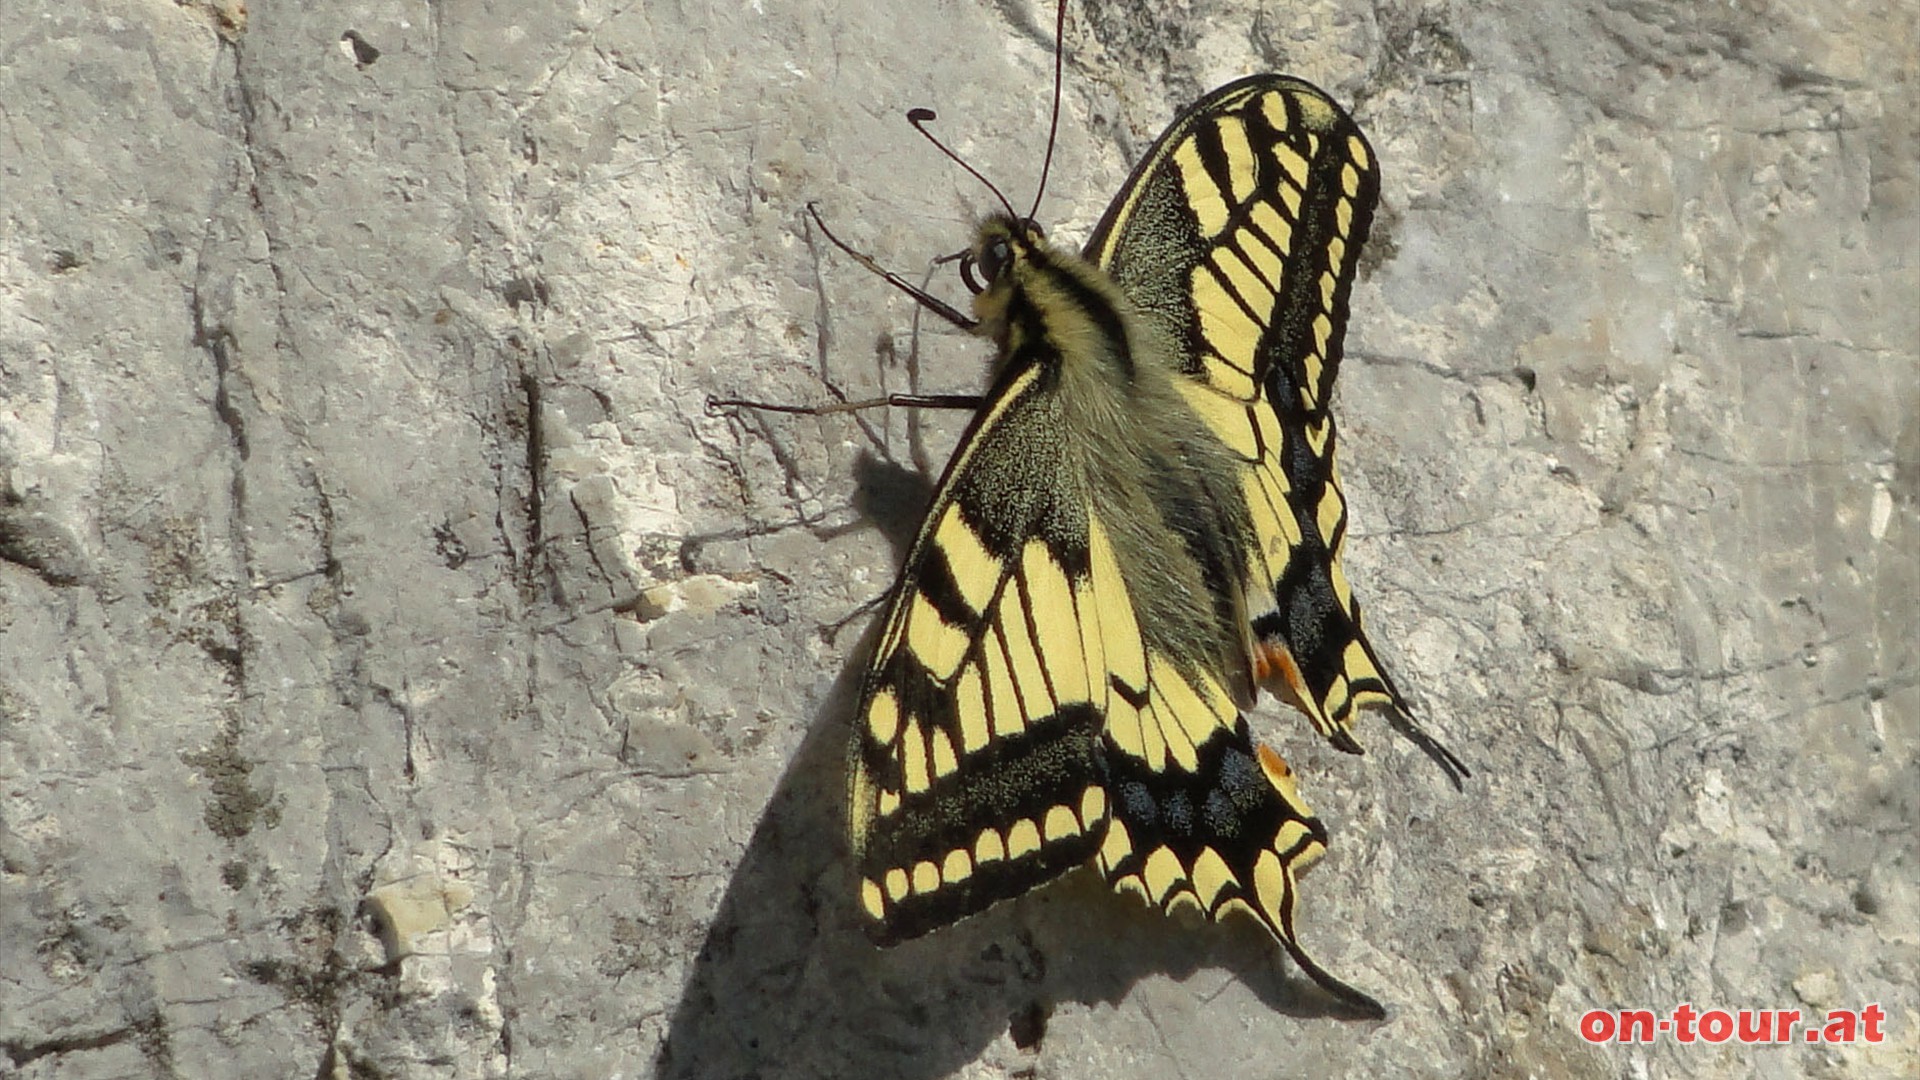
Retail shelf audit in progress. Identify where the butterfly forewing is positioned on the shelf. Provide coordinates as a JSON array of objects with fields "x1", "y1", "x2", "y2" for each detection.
[
  {"x1": 849, "y1": 363, "x2": 1114, "y2": 941},
  {"x1": 1083, "y1": 75, "x2": 1414, "y2": 753}
]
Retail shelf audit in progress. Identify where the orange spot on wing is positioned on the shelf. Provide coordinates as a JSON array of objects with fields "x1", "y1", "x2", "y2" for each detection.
[
  {"x1": 1255, "y1": 640, "x2": 1312, "y2": 714},
  {"x1": 1256, "y1": 742, "x2": 1293, "y2": 778}
]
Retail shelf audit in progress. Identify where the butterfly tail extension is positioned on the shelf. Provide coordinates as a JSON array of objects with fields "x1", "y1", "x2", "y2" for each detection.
[
  {"x1": 1383, "y1": 703, "x2": 1471, "y2": 789},
  {"x1": 1096, "y1": 719, "x2": 1384, "y2": 1018}
]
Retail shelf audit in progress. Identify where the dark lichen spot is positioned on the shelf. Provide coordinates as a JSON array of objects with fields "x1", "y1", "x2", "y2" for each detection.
[
  {"x1": 181, "y1": 720, "x2": 273, "y2": 840},
  {"x1": 341, "y1": 30, "x2": 380, "y2": 67},
  {"x1": 433, "y1": 519, "x2": 469, "y2": 569},
  {"x1": 500, "y1": 275, "x2": 551, "y2": 311},
  {"x1": 1008, "y1": 1000, "x2": 1050, "y2": 1050}
]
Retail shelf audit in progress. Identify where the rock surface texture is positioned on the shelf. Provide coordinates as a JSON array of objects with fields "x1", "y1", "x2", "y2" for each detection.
[{"x1": 2, "y1": 1, "x2": 1914, "y2": 1077}]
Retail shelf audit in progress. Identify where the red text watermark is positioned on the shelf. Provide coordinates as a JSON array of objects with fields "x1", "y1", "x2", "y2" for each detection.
[{"x1": 1579, "y1": 1004, "x2": 1887, "y2": 1045}]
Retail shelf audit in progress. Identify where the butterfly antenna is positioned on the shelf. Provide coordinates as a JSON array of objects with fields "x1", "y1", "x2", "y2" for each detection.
[
  {"x1": 1026, "y1": 0, "x2": 1068, "y2": 223},
  {"x1": 907, "y1": 108, "x2": 1019, "y2": 222}
]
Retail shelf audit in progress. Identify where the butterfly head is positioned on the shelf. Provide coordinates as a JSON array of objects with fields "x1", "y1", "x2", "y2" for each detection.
[{"x1": 959, "y1": 215, "x2": 1052, "y2": 341}]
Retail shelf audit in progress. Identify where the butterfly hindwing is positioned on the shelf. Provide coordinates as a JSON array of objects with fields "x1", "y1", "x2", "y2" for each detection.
[
  {"x1": 1098, "y1": 726, "x2": 1379, "y2": 1009},
  {"x1": 1083, "y1": 75, "x2": 1432, "y2": 760}
]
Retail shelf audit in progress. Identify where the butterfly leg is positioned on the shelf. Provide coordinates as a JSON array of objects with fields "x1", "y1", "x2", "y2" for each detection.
[{"x1": 707, "y1": 392, "x2": 984, "y2": 416}]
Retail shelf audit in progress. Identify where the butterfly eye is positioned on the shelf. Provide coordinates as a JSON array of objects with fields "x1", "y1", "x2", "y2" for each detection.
[{"x1": 978, "y1": 237, "x2": 1013, "y2": 283}]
